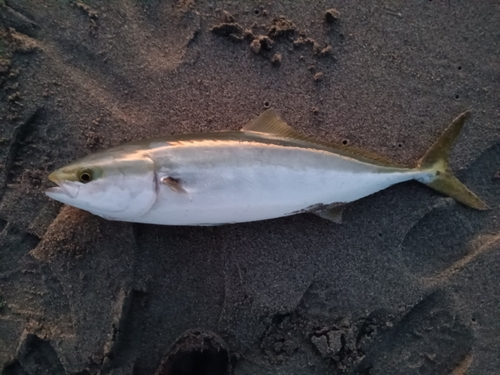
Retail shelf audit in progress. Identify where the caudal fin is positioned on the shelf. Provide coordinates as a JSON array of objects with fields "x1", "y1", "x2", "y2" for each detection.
[{"x1": 417, "y1": 111, "x2": 488, "y2": 210}]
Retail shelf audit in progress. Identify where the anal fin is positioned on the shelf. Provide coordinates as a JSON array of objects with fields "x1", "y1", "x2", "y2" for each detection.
[{"x1": 314, "y1": 205, "x2": 345, "y2": 224}]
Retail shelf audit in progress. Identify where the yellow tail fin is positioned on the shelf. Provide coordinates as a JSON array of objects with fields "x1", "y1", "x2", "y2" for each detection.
[{"x1": 417, "y1": 111, "x2": 488, "y2": 210}]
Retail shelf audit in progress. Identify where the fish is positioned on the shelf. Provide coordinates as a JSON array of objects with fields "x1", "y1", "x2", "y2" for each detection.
[{"x1": 45, "y1": 108, "x2": 487, "y2": 226}]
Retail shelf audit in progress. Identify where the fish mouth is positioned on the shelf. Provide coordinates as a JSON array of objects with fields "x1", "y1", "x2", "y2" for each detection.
[
  {"x1": 45, "y1": 185, "x2": 69, "y2": 196},
  {"x1": 45, "y1": 173, "x2": 79, "y2": 199}
]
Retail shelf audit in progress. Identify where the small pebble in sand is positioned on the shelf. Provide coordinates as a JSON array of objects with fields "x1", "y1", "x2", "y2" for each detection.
[
  {"x1": 211, "y1": 23, "x2": 244, "y2": 37},
  {"x1": 249, "y1": 35, "x2": 274, "y2": 54},
  {"x1": 0, "y1": 59, "x2": 11, "y2": 74},
  {"x1": 293, "y1": 37, "x2": 305, "y2": 48},
  {"x1": 250, "y1": 39, "x2": 261, "y2": 54},
  {"x1": 312, "y1": 41, "x2": 322, "y2": 55},
  {"x1": 271, "y1": 53, "x2": 282, "y2": 66},
  {"x1": 319, "y1": 45, "x2": 333, "y2": 57},
  {"x1": 74, "y1": 1, "x2": 98, "y2": 20},
  {"x1": 229, "y1": 33, "x2": 244, "y2": 41},
  {"x1": 313, "y1": 72, "x2": 324, "y2": 82},
  {"x1": 325, "y1": 8, "x2": 340, "y2": 23},
  {"x1": 258, "y1": 35, "x2": 274, "y2": 50},
  {"x1": 7, "y1": 92, "x2": 21, "y2": 102},
  {"x1": 244, "y1": 29, "x2": 254, "y2": 40},
  {"x1": 222, "y1": 10, "x2": 235, "y2": 23},
  {"x1": 268, "y1": 16, "x2": 296, "y2": 38}
]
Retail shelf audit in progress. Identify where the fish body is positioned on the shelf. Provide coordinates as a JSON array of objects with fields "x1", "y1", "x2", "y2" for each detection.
[
  {"x1": 128, "y1": 134, "x2": 425, "y2": 225},
  {"x1": 46, "y1": 109, "x2": 487, "y2": 226}
]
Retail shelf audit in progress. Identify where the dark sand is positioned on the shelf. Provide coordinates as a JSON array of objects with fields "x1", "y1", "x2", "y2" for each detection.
[{"x1": 1, "y1": 1, "x2": 499, "y2": 374}]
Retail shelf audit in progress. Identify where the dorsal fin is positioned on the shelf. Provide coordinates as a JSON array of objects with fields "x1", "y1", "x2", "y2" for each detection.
[
  {"x1": 242, "y1": 108, "x2": 406, "y2": 168},
  {"x1": 241, "y1": 108, "x2": 314, "y2": 142}
]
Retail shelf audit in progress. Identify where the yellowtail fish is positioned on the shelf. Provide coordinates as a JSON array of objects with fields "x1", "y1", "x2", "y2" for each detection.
[{"x1": 45, "y1": 109, "x2": 487, "y2": 226}]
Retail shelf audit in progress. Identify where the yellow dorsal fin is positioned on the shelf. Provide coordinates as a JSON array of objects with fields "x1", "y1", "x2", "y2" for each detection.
[
  {"x1": 242, "y1": 108, "x2": 404, "y2": 168},
  {"x1": 241, "y1": 108, "x2": 313, "y2": 142}
]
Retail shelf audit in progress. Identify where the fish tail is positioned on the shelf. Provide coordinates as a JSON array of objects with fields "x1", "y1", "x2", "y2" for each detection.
[{"x1": 416, "y1": 111, "x2": 488, "y2": 210}]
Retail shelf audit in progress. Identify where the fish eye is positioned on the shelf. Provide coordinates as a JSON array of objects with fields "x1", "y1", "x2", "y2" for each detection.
[{"x1": 78, "y1": 170, "x2": 93, "y2": 183}]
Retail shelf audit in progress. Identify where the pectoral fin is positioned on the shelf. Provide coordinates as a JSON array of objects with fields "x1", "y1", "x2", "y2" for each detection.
[
  {"x1": 314, "y1": 205, "x2": 345, "y2": 224},
  {"x1": 161, "y1": 177, "x2": 188, "y2": 194}
]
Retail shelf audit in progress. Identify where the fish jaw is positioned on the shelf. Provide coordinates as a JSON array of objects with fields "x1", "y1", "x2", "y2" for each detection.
[
  {"x1": 45, "y1": 169, "x2": 84, "y2": 202},
  {"x1": 45, "y1": 179, "x2": 101, "y2": 213},
  {"x1": 46, "y1": 174, "x2": 158, "y2": 219},
  {"x1": 45, "y1": 180, "x2": 81, "y2": 201}
]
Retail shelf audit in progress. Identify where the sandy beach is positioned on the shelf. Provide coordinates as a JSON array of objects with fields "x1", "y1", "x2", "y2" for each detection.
[{"x1": 1, "y1": 1, "x2": 499, "y2": 374}]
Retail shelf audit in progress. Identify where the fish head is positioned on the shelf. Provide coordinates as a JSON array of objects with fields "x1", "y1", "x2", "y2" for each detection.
[{"x1": 45, "y1": 151, "x2": 157, "y2": 220}]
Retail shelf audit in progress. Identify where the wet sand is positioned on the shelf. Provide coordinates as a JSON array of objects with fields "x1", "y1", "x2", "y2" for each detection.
[{"x1": 0, "y1": 1, "x2": 499, "y2": 374}]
